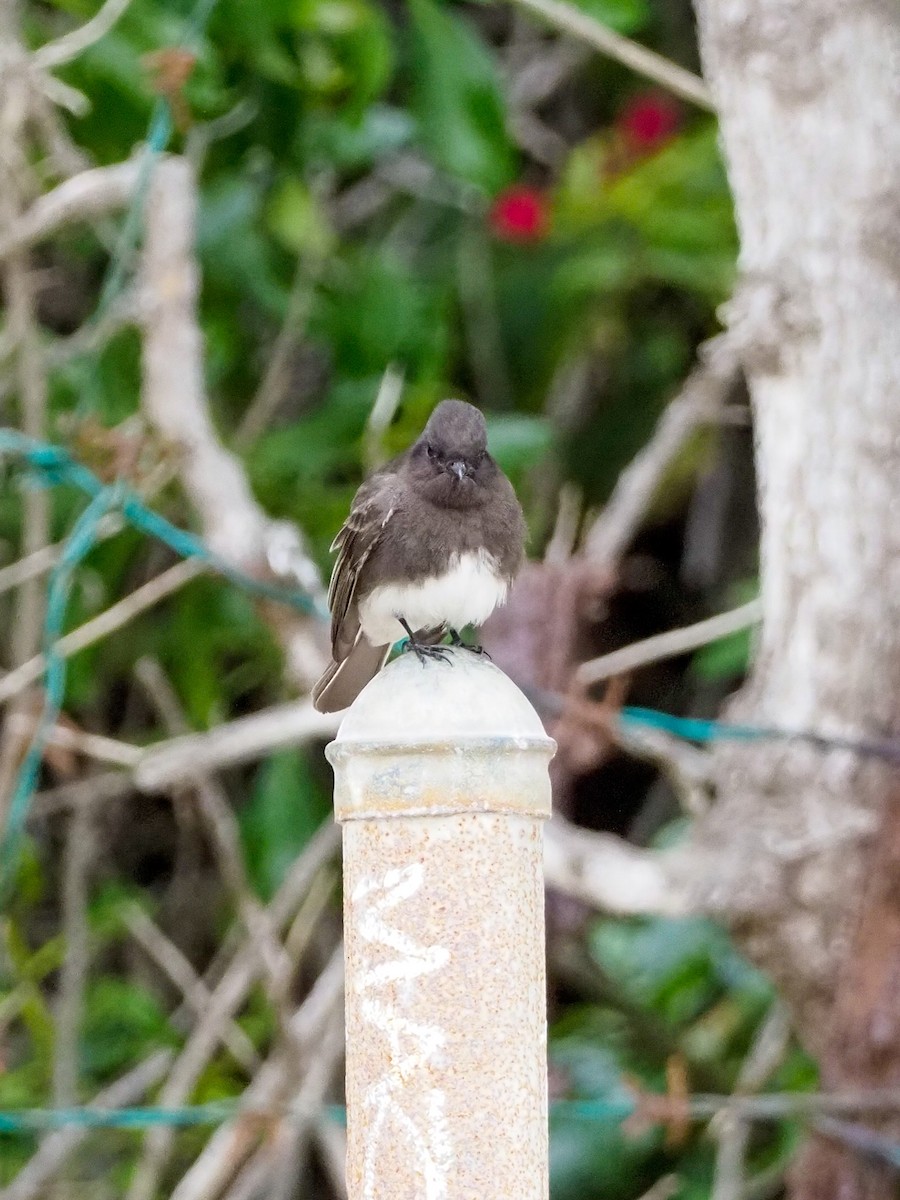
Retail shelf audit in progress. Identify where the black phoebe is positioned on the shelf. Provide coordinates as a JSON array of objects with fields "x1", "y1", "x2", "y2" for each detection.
[{"x1": 312, "y1": 399, "x2": 526, "y2": 712}]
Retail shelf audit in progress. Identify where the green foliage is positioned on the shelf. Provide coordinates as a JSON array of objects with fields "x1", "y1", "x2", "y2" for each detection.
[
  {"x1": 691, "y1": 581, "x2": 760, "y2": 681},
  {"x1": 81, "y1": 978, "x2": 178, "y2": 1079},
  {"x1": 550, "y1": 910, "x2": 815, "y2": 1199},
  {"x1": 572, "y1": 0, "x2": 651, "y2": 35},
  {"x1": 240, "y1": 751, "x2": 331, "y2": 900},
  {"x1": 0, "y1": 2, "x2": 777, "y2": 1195},
  {"x1": 408, "y1": 0, "x2": 517, "y2": 194}
]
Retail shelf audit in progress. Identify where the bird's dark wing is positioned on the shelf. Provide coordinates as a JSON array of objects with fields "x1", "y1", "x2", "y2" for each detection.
[{"x1": 327, "y1": 473, "x2": 397, "y2": 661}]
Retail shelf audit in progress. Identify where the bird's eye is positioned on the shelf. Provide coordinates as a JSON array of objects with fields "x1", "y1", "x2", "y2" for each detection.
[{"x1": 426, "y1": 444, "x2": 437, "y2": 460}]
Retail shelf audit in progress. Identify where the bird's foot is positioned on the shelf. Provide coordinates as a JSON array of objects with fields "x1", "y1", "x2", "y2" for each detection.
[
  {"x1": 398, "y1": 619, "x2": 452, "y2": 667},
  {"x1": 402, "y1": 640, "x2": 453, "y2": 667},
  {"x1": 470, "y1": 644, "x2": 491, "y2": 659},
  {"x1": 447, "y1": 629, "x2": 491, "y2": 659}
]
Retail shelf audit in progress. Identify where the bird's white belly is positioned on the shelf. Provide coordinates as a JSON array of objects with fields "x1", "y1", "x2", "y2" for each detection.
[{"x1": 358, "y1": 550, "x2": 508, "y2": 646}]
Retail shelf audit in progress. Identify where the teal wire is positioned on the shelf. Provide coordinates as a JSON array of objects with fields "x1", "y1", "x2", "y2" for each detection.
[
  {"x1": 92, "y1": 101, "x2": 173, "y2": 324},
  {"x1": 0, "y1": 485, "x2": 121, "y2": 902},
  {"x1": 620, "y1": 707, "x2": 769, "y2": 743},
  {"x1": 0, "y1": 1102, "x2": 346, "y2": 1134},
  {"x1": 0, "y1": 1099, "x2": 634, "y2": 1135},
  {"x1": 0, "y1": 432, "x2": 324, "y2": 617},
  {"x1": 76, "y1": 0, "x2": 222, "y2": 413},
  {"x1": 95, "y1": 0, "x2": 223, "y2": 319},
  {"x1": 0, "y1": 431, "x2": 325, "y2": 900}
]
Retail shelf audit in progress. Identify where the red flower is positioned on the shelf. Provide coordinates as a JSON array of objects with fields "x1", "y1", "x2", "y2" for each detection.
[
  {"x1": 617, "y1": 92, "x2": 681, "y2": 152},
  {"x1": 489, "y1": 186, "x2": 550, "y2": 243}
]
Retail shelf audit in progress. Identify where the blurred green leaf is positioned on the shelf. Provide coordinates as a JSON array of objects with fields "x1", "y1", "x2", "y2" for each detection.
[
  {"x1": 690, "y1": 626, "x2": 752, "y2": 681},
  {"x1": 267, "y1": 177, "x2": 335, "y2": 256},
  {"x1": 590, "y1": 916, "x2": 771, "y2": 1027},
  {"x1": 198, "y1": 177, "x2": 289, "y2": 317},
  {"x1": 240, "y1": 750, "x2": 330, "y2": 900},
  {"x1": 312, "y1": 248, "x2": 452, "y2": 377},
  {"x1": 293, "y1": 0, "x2": 394, "y2": 109},
  {"x1": 298, "y1": 104, "x2": 415, "y2": 170},
  {"x1": 571, "y1": 0, "x2": 650, "y2": 35},
  {"x1": 691, "y1": 580, "x2": 760, "y2": 681},
  {"x1": 82, "y1": 978, "x2": 177, "y2": 1079},
  {"x1": 485, "y1": 413, "x2": 552, "y2": 473},
  {"x1": 408, "y1": 0, "x2": 516, "y2": 194},
  {"x1": 550, "y1": 1009, "x2": 664, "y2": 1200}
]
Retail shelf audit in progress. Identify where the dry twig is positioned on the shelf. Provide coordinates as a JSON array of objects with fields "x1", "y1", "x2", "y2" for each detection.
[
  {"x1": 50, "y1": 800, "x2": 94, "y2": 1108},
  {"x1": 0, "y1": 159, "x2": 141, "y2": 261},
  {"x1": 34, "y1": 0, "x2": 134, "y2": 70},
  {"x1": 544, "y1": 814, "x2": 689, "y2": 914},
  {"x1": 507, "y1": 0, "x2": 714, "y2": 110},
  {"x1": 0, "y1": 559, "x2": 206, "y2": 706},
  {"x1": 577, "y1": 598, "x2": 762, "y2": 687},
  {"x1": 135, "y1": 700, "x2": 340, "y2": 792},
  {"x1": 125, "y1": 828, "x2": 340, "y2": 1200},
  {"x1": 124, "y1": 904, "x2": 259, "y2": 1073},
  {"x1": 169, "y1": 946, "x2": 344, "y2": 1200},
  {"x1": 0, "y1": 1050, "x2": 174, "y2": 1200},
  {"x1": 584, "y1": 342, "x2": 739, "y2": 573},
  {"x1": 139, "y1": 157, "x2": 327, "y2": 688}
]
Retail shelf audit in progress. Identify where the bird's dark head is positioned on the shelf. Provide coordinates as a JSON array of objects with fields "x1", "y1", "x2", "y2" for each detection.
[{"x1": 408, "y1": 399, "x2": 494, "y2": 508}]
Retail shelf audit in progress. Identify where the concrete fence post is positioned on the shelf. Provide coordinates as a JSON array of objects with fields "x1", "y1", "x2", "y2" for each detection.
[{"x1": 326, "y1": 646, "x2": 556, "y2": 1199}]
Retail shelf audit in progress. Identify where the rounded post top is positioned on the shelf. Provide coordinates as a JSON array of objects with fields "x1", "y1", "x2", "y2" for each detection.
[
  {"x1": 326, "y1": 648, "x2": 555, "y2": 820},
  {"x1": 332, "y1": 646, "x2": 549, "y2": 747}
]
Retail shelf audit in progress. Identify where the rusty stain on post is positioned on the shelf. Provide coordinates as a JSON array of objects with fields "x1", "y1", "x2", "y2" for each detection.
[{"x1": 326, "y1": 647, "x2": 555, "y2": 1199}]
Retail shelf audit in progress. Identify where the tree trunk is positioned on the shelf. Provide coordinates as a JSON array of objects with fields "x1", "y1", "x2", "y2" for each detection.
[{"x1": 685, "y1": 2, "x2": 900, "y2": 1196}]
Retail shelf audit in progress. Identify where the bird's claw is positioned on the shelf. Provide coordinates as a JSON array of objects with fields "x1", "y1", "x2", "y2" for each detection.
[
  {"x1": 447, "y1": 630, "x2": 491, "y2": 659},
  {"x1": 403, "y1": 640, "x2": 453, "y2": 667},
  {"x1": 464, "y1": 644, "x2": 491, "y2": 660}
]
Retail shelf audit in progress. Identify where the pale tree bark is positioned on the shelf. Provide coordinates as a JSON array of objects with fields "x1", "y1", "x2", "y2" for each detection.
[{"x1": 681, "y1": 2, "x2": 900, "y2": 1197}]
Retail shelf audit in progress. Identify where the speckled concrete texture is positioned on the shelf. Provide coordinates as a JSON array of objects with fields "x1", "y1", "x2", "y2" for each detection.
[{"x1": 327, "y1": 648, "x2": 555, "y2": 1199}]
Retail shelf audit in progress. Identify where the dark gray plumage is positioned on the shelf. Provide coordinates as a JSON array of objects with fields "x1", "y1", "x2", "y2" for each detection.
[{"x1": 312, "y1": 400, "x2": 526, "y2": 713}]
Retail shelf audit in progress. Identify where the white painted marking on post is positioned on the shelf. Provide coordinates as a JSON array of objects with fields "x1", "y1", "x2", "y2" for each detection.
[{"x1": 353, "y1": 864, "x2": 454, "y2": 1200}]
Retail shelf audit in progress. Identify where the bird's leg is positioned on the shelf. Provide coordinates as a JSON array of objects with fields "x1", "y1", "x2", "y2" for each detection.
[
  {"x1": 398, "y1": 618, "x2": 452, "y2": 666},
  {"x1": 447, "y1": 628, "x2": 491, "y2": 660}
]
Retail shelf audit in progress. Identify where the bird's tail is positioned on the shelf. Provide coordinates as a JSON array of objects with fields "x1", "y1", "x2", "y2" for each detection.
[{"x1": 312, "y1": 636, "x2": 391, "y2": 713}]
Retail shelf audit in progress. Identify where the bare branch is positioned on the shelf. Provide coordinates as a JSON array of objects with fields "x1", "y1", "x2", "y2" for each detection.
[
  {"x1": 577, "y1": 597, "x2": 762, "y2": 687},
  {"x1": 363, "y1": 363, "x2": 404, "y2": 474},
  {"x1": 169, "y1": 946, "x2": 344, "y2": 1200},
  {"x1": 134, "y1": 660, "x2": 300, "y2": 1025},
  {"x1": 507, "y1": 0, "x2": 714, "y2": 110},
  {"x1": 268, "y1": 1013, "x2": 345, "y2": 1200},
  {"x1": 635, "y1": 1179, "x2": 680, "y2": 1200},
  {"x1": 0, "y1": 1049, "x2": 173, "y2": 1200},
  {"x1": 135, "y1": 700, "x2": 340, "y2": 792},
  {"x1": 0, "y1": 102, "x2": 50, "y2": 669},
  {"x1": 0, "y1": 544, "x2": 61, "y2": 597},
  {"x1": 314, "y1": 1115, "x2": 348, "y2": 1200},
  {"x1": 544, "y1": 482, "x2": 583, "y2": 565},
  {"x1": 584, "y1": 342, "x2": 739, "y2": 572},
  {"x1": 124, "y1": 835, "x2": 341, "y2": 1200},
  {"x1": 0, "y1": 159, "x2": 141, "y2": 261},
  {"x1": 50, "y1": 800, "x2": 94, "y2": 1109},
  {"x1": 0, "y1": 559, "x2": 206, "y2": 706},
  {"x1": 34, "y1": 0, "x2": 134, "y2": 70},
  {"x1": 544, "y1": 814, "x2": 691, "y2": 915},
  {"x1": 124, "y1": 905, "x2": 259, "y2": 1073},
  {"x1": 32, "y1": 770, "x2": 133, "y2": 818},
  {"x1": 139, "y1": 156, "x2": 327, "y2": 687},
  {"x1": 235, "y1": 250, "x2": 325, "y2": 448}
]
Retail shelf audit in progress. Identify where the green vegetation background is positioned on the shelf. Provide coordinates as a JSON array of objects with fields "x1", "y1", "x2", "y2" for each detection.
[{"x1": 0, "y1": 0, "x2": 815, "y2": 1195}]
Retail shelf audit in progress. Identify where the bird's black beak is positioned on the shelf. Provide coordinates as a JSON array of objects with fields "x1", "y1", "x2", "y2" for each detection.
[{"x1": 448, "y1": 460, "x2": 469, "y2": 481}]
